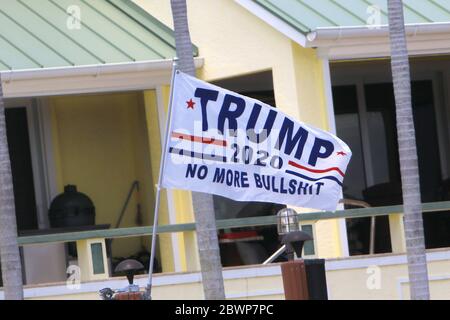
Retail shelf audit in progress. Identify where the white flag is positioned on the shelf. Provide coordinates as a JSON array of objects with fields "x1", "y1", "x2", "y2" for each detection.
[{"x1": 161, "y1": 71, "x2": 352, "y2": 211}]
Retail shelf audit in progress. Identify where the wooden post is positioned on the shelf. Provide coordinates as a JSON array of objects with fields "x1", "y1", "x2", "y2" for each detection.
[
  {"x1": 281, "y1": 260, "x2": 309, "y2": 300},
  {"x1": 114, "y1": 292, "x2": 144, "y2": 300}
]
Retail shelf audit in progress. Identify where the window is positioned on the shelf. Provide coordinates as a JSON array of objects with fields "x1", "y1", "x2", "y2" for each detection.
[{"x1": 334, "y1": 78, "x2": 450, "y2": 253}]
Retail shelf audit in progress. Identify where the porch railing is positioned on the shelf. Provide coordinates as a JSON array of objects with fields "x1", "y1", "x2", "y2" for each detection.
[
  {"x1": 18, "y1": 200, "x2": 450, "y2": 246},
  {"x1": 14, "y1": 200, "x2": 450, "y2": 284}
]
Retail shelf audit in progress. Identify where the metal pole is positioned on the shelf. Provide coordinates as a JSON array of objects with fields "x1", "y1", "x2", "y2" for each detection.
[
  {"x1": 145, "y1": 58, "x2": 178, "y2": 299},
  {"x1": 369, "y1": 216, "x2": 376, "y2": 254},
  {"x1": 263, "y1": 245, "x2": 286, "y2": 265},
  {"x1": 115, "y1": 180, "x2": 139, "y2": 229}
]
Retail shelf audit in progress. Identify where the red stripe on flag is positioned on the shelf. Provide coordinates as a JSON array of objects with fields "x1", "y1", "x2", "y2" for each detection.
[
  {"x1": 288, "y1": 160, "x2": 345, "y2": 177},
  {"x1": 171, "y1": 132, "x2": 227, "y2": 147}
]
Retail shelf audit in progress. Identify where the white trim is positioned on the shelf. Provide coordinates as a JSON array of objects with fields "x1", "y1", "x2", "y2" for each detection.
[
  {"x1": 234, "y1": 0, "x2": 307, "y2": 47},
  {"x1": 308, "y1": 24, "x2": 450, "y2": 60},
  {"x1": 325, "y1": 249, "x2": 450, "y2": 271},
  {"x1": 397, "y1": 274, "x2": 450, "y2": 300},
  {"x1": 0, "y1": 58, "x2": 204, "y2": 98},
  {"x1": 322, "y1": 58, "x2": 336, "y2": 135},
  {"x1": 0, "y1": 264, "x2": 283, "y2": 299},
  {"x1": 156, "y1": 86, "x2": 182, "y2": 273},
  {"x1": 307, "y1": 23, "x2": 450, "y2": 43},
  {"x1": 315, "y1": 35, "x2": 450, "y2": 60},
  {"x1": 0, "y1": 59, "x2": 204, "y2": 81}
]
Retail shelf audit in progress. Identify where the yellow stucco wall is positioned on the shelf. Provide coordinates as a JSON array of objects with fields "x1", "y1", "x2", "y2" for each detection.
[
  {"x1": 26, "y1": 266, "x2": 284, "y2": 300},
  {"x1": 49, "y1": 92, "x2": 155, "y2": 259},
  {"x1": 153, "y1": 86, "x2": 200, "y2": 272},
  {"x1": 141, "y1": 89, "x2": 176, "y2": 272},
  {"x1": 157, "y1": 86, "x2": 200, "y2": 272},
  {"x1": 28, "y1": 277, "x2": 284, "y2": 300},
  {"x1": 133, "y1": 0, "x2": 327, "y2": 125},
  {"x1": 326, "y1": 254, "x2": 450, "y2": 300},
  {"x1": 134, "y1": 0, "x2": 343, "y2": 259},
  {"x1": 20, "y1": 250, "x2": 450, "y2": 300}
]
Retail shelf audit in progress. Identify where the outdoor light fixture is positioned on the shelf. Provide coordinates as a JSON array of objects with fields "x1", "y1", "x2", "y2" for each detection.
[
  {"x1": 99, "y1": 259, "x2": 147, "y2": 300},
  {"x1": 281, "y1": 230, "x2": 313, "y2": 260},
  {"x1": 276, "y1": 208, "x2": 312, "y2": 261},
  {"x1": 277, "y1": 208, "x2": 300, "y2": 236},
  {"x1": 275, "y1": 208, "x2": 327, "y2": 300}
]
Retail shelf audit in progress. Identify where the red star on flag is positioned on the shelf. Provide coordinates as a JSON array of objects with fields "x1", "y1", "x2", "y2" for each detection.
[
  {"x1": 337, "y1": 151, "x2": 347, "y2": 156},
  {"x1": 186, "y1": 99, "x2": 195, "y2": 109}
]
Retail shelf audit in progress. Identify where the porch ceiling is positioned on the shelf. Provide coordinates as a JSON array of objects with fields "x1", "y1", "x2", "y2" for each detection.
[
  {"x1": 252, "y1": 0, "x2": 450, "y2": 34},
  {"x1": 0, "y1": 0, "x2": 198, "y2": 72}
]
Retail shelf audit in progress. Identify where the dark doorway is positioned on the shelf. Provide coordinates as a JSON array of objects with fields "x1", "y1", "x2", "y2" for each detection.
[
  {"x1": 333, "y1": 84, "x2": 392, "y2": 255},
  {"x1": 5, "y1": 107, "x2": 38, "y2": 231},
  {"x1": 363, "y1": 81, "x2": 448, "y2": 249},
  {"x1": 363, "y1": 81, "x2": 442, "y2": 203},
  {"x1": 334, "y1": 79, "x2": 450, "y2": 253}
]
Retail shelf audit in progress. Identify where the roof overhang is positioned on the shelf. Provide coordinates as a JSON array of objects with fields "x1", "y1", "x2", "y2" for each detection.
[
  {"x1": 306, "y1": 22, "x2": 450, "y2": 60},
  {"x1": 307, "y1": 22, "x2": 450, "y2": 42},
  {"x1": 0, "y1": 58, "x2": 204, "y2": 98},
  {"x1": 235, "y1": 0, "x2": 450, "y2": 61}
]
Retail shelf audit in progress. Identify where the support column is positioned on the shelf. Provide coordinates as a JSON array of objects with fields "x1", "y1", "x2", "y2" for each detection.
[
  {"x1": 389, "y1": 214, "x2": 406, "y2": 253},
  {"x1": 274, "y1": 42, "x2": 347, "y2": 258},
  {"x1": 321, "y1": 56, "x2": 349, "y2": 258},
  {"x1": 142, "y1": 89, "x2": 200, "y2": 272},
  {"x1": 155, "y1": 86, "x2": 200, "y2": 272},
  {"x1": 142, "y1": 90, "x2": 176, "y2": 273}
]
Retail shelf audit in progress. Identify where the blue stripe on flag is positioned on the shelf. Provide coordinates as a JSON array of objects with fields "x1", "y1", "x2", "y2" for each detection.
[
  {"x1": 169, "y1": 147, "x2": 227, "y2": 163},
  {"x1": 285, "y1": 169, "x2": 343, "y2": 186}
]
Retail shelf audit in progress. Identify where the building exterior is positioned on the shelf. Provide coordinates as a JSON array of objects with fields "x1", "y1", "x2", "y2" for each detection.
[{"x1": 1, "y1": 0, "x2": 450, "y2": 299}]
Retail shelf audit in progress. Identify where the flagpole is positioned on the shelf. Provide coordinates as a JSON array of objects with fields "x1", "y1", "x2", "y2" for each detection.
[{"x1": 145, "y1": 58, "x2": 178, "y2": 299}]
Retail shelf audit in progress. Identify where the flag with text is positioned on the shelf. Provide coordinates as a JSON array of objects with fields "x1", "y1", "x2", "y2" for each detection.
[{"x1": 161, "y1": 71, "x2": 352, "y2": 211}]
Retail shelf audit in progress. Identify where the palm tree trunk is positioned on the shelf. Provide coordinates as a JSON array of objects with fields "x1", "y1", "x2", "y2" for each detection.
[
  {"x1": 387, "y1": 0, "x2": 430, "y2": 300},
  {"x1": 0, "y1": 73, "x2": 24, "y2": 300},
  {"x1": 170, "y1": 0, "x2": 226, "y2": 300}
]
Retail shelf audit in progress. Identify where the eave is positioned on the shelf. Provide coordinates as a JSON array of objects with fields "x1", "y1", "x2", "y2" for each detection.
[{"x1": 0, "y1": 58, "x2": 204, "y2": 98}]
